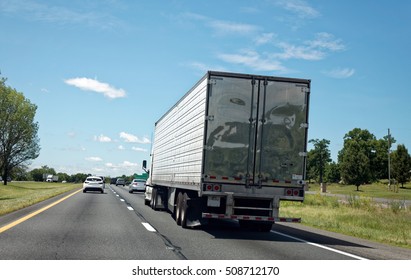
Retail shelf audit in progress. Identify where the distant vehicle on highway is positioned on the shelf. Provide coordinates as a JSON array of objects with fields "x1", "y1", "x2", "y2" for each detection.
[
  {"x1": 83, "y1": 176, "x2": 105, "y2": 194},
  {"x1": 129, "y1": 179, "x2": 146, "y2": 193},
  {"x1": 110, "y1": 177, "x2": 117, "y2": 185},
  {"x1": 46, "y1": 174, "x2": 58, "y2": 182},
  {"x1": 115, "y1": 178, "x2": 125, "y2": 186}
]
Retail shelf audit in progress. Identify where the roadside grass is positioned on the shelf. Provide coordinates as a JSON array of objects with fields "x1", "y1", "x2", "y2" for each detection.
[
  {"x1": 280, "y1": 192, "x2": 411, "y2": 249},
  {"x1": 308, "y1": 181, "x2": 411, "y2": 201},
  {"x1": 0, "y1": 181, "x2": 81, "y2": 216}
]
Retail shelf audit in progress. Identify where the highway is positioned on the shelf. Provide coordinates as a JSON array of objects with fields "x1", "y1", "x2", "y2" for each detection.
[{"x1": 0, "y1": 184, "x2": 410, "y2": 260}]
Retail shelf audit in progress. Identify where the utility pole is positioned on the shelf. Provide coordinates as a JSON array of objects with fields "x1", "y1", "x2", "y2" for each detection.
[{"x1": 387, "y1": 128, "x2": 391, "y2": 190}]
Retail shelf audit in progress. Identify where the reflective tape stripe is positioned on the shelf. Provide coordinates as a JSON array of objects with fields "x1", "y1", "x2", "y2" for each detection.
[{"x1": 201, "y1": 213, "x2": 301, "y2": 223}]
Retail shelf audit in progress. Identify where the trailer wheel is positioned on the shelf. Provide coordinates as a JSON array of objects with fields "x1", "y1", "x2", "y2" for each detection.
[
  {"x1": 180, "y1": 193, "x2": 189, "y2": 228},
  {"x1": 259, "y1": 222, "x2": 273, "y2": 232},
  {"x1": 150, "y1": 188, "x2": 158, "y2": 210},
  {"x1": 175, "y1": 192, "x2": 183, "y2": 225}
]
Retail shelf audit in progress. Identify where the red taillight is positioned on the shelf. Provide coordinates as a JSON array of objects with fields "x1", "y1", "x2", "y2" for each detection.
[
  {"x1": 204, "y1": 184, "x2": 221, "y2": 192},
  {"x1": 286, "y1": 189, "x2": 292, "y2": 196},
  {"x1": 293, "y1": 189, "x2": 299, "y2": 196}
]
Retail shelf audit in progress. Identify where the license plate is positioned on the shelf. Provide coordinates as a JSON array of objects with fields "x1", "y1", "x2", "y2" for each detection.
[{"x1": 207, "y1": 196, "x2": 221, "y2": 207}]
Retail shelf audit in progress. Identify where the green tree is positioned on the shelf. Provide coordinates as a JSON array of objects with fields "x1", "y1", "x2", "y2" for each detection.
[
  {"x1": 371, "y1": 136, "x2": 395, "y2": 180},
  {"x1": 306, "y1": 149, "x2": 316, "y2": 183},
  {"x1": 307, "y1": 139, "x2": 331, "y2": 184},
  {"x1": 29, "y1": 166, "x2": 56, "y2": 181},
  {"x1": 339, "y1": 141, "x2": 370, "y2": 191},
  {"x1": 69, "y1": 173, "x2": 89, "y2": 183},
  {"x1": 391, "y1": 144, "x2": 411, "y2": 188},
  {"x1": 338, "y1": 128, "x2": 375, "y2": 191},
  {"x1": 57, "y1": 172, "x2": 70, "y2": 182},
  {"x1": 0, "y1": 77, "x2": 40, "y2": 185},
  {"x1": 324, "y1": 161, "x2": 340, "y2": 183},
  {"x1": 10, "y1": 165, "x2": 30, "y2": 181}
]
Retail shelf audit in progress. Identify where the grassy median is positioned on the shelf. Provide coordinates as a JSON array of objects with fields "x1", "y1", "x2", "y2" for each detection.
[
  {"x1": 0, "y1": 181, "x2": 82, "y2": 216},
  {"x1": 281, "y1": 183, "x2": 411, "y2": 249}
]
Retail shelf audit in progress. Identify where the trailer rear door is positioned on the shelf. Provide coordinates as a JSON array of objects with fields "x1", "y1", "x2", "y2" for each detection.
[{"x1": 203, "y1": 73, "x2": 309, "y2": 187}]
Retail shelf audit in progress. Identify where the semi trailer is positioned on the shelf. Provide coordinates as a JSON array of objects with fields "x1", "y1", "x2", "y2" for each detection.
[{"x1": 143, "y1": 71, "x2": 310, "y2": 231}]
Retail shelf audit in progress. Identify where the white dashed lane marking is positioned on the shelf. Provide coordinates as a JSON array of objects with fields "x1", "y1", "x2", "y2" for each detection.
[
  {"x1": 109, "y1": 187, "x2": 156, "y2": 233},
  {"x1": 142, "y1": 222, "x2": 157, "y2": 232}
]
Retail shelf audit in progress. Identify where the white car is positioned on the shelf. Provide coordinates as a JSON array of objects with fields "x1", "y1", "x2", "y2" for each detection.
[
  {"x1": 128, "y1": 179, "x2": 146, "y2": 193},
  {"x1": 83, "y1": 176, "x2": 105, "y2": 193}
]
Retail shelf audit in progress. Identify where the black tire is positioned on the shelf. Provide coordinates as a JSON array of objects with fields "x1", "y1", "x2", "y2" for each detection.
[
  {"x1": 259, "y1": 222, "x2": 273, "y2": 232},
  {"x1": 150, "y1": 188, "x2": 158, "y2": 210},
  {"x1": 180, "y1": 193, "x2": 189, "y2": 228},
  {"x1": 175, "y1": 192, "x2": 183, "y2": 226}
]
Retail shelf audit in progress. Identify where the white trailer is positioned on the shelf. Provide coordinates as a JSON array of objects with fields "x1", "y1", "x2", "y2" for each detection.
[
  {"x1": 144, "y1": 71, "x2": 310, "y2": 231},
  {"x1": 46, "y1": 174, "x2": 59, "y2": 182}
]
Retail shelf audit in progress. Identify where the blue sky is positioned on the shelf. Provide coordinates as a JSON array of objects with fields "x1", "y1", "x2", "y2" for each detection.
[{"x1": 1, "y1": 0, "x2": 410, "y2": 177}]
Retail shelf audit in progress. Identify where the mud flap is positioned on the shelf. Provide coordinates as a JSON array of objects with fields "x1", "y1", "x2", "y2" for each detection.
[{"x1": 186, "y1": 197, "x2": 206, "y2": 227}]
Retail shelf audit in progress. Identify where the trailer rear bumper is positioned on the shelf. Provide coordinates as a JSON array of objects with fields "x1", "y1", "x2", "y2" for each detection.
[{"x1": 202, "y1": 213, "x2": 301, "y2": 223}]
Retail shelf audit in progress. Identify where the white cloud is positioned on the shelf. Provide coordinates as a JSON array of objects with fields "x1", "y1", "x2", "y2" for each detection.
[
  {"x1": 122, "y1": 161, "x2": 138, "y2": 168},
  {"x1": 254, "y1": 33, "x2": 276, "y2": 46},
  {"x1": 85, "y1": 156, "x2": 103, "y2": 162},
  {"x1": 218, "y1": 50, "x2": 288, "y2": 72},
  {"x1": 119, "y1": 132, "x2": 150, "y2": 144},
  {"x1": 276, "y1": 0, "x2": 320, "y2": 19},
  {"x1": 274, "y1": 42, "x2": 325, "y2": 60},
  {"x1": 207, "y1": 20, "x2": 258, "y2": 35},
  {"x1": 324, "y1": 68, "x2": 355, "y2": 79},
  {"x1": 307, "y1": 32, "x2": 345, "y2": 52},
  {"x1": 184, "y1": 12, "x2": 258, "y2": 35},
  {"x1": 67, "y1": 131, "x2": 76, "y2": 138},
  {"x1": 65, "y1": 77, "x2": 126, "y2": 99},
  {"x1": 118, "y1": 145, "x2": 125, "y2": 150},
  {"x1": 275, "y1": 33, "x2": 345, "y2": 61},
  {"x1": 0, "y1": 0, "x2": 123, "y2": 30},
  {"x1": 94, "y1": 134, "x2": 112, "y2": 142},
  {"x1": 62, "y1": 145, "x2": 86, "y2": 152},
  {"x1": 105, "y1": 161, "x2": 138, "y2": 169},
  {"x1": 132, "y1": 146, "x2": 148, "y2": 152},
  {"x1": 217, "y1": 32, "x2": 346, "y2": 72}
]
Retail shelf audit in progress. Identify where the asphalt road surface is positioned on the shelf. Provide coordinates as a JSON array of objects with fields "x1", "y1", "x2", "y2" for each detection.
[{"x1": 0, "y1": 185, "x2": 410, "y2": 260}]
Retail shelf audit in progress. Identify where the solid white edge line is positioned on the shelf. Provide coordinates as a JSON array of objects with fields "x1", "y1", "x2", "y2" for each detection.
[
  {"x1": 271, "y1": 230, "x2": 369, "y2": 260},
  {"x1": 142, "y1": 222, "x2": 157, "y2": 232}
]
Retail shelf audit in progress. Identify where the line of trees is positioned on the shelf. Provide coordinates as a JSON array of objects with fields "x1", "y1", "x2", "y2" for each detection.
[
  {"x1": 12, "y1": 165, "x2": 138, "y2": 184},
  {"x1": 307, "y1": 128, "x2": 411, "y2": 191}
]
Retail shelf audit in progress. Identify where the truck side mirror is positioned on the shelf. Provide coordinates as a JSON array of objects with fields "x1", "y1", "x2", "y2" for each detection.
[{"x1": 142, "y1": 160, "x2": 147, "y2": 169}]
